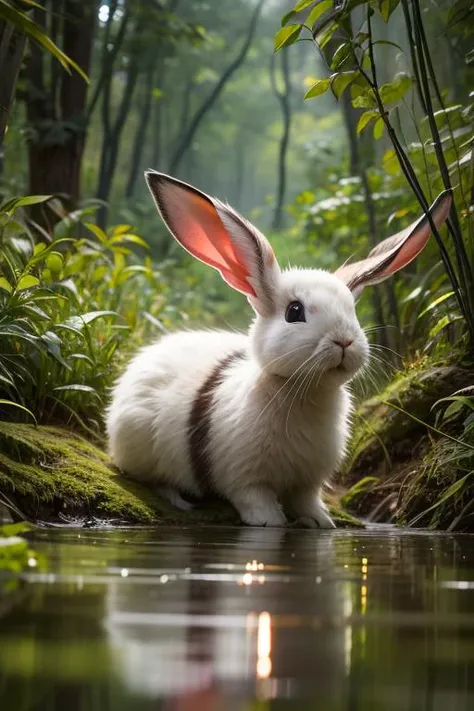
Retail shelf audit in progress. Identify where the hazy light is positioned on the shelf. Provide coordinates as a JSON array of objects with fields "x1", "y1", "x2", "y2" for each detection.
[
  {"x1": 242, "y1": 573, "x2": 253, "y2": 586},
  {"x1": 120, "y1": 568, "x2": 129, "y2": 578},
  {"x1": 99, "y1": 4, "x2": 109, "y2": 23},
  {"x1": 257, "y1": 656, "x2": 272, "y2": 679},
  {"x1": 361, "y1": 585, "x2": 367, "y2": 616},
  {"x1": 256, "y1": 612, "x2": 272, "y2": 679},
  {"x1": 246, "y1": 559, "x2": 264, "y2": 572}
]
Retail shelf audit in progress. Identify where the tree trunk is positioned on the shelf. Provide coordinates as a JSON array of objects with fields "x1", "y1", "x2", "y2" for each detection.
[
  {"x1": 125, "y1": 58, "x2": 155, "y2": 199},
  {"x1": 169, "y1": 0, "x2": 264, "y2": 175},
  {"x1": 0, "y1": 19, "x2": 26, "y2": 172},
  {"x1": 96, "y1": 44, "x2": 139, "y2": 227},
  {"x1": 152, "y1": 91, "x2": 163, "y2": 168},
  {"x1": 270, "y1": 49, "x2": 291, "y2": 230},
  {"x1": 26, "y1": 1, "x2": 95, "y2": 220},
  {"x1": 235, "y1": 130, "x2": 246, "y2": 210}
]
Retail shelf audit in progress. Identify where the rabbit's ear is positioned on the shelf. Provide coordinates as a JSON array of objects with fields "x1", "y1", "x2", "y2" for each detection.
[
  {"x1": 146, "y1": 171, "x2": 280, "y2": 316},
  {"x1": 335, "y1": 191, "x2": 452, "y2": 299}
]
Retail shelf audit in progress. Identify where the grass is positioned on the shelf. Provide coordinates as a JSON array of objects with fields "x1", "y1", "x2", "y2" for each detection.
[{"x1": 340, "y1": 358, "x2": 474, "y2": 529}]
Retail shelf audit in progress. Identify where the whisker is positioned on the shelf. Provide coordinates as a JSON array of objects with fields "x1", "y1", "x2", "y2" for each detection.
[
  {"x1": 262, "y1": 344, "x2": 312, "y2": 371},
  {"x1": 364, "y1": 324, "x2": 399, "y2": 333},
  {"x1": 256, "y1": 350, "x2": 316, "y2": 422},
  {"x1": 285, "y1": 355, "x2": 323, "y2": 437},
  {"x1": 370, "y1": 343, "x2": 403, "y2": 359}
]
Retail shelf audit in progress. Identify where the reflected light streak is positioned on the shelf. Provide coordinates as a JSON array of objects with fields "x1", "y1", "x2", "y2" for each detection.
[
  {"x1": 246, "y1": 560, "x2": 265, "y2": 572},
  {"x1": 361, "y1": 584, "x2": 367, "y2": 616},
  {"x1": 242, "y1": 573, "x2": 253, "y2": 586},
  {"x1": 256, "y1": 612, "x2": 272, "y2": 679}
]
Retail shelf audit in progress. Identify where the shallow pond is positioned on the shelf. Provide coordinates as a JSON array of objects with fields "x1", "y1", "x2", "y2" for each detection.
[{"x1": 1, "y1": 525, "x2": 474, "y2": 710}]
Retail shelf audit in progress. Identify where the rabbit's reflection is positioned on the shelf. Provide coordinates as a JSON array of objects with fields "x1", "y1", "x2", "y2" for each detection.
[{"x1": 104, "y1": 527, "x2": 347, "y2": 704}]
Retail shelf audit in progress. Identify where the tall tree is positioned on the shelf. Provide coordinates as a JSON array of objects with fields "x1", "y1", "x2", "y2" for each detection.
[
  {"x1": 270, "y1": 48, "x2": 292, "y2": 230},
  {"x1": 25, "y1": 1, "x2": 96, "y2": 214},
  {"x1": 0, "y1": 18, "x2": 26, "y2": 168},
  {"x1": 124, "y1": 55, "x2": 155, "y2": 200},
  {"x1": 169, "y1": 0, "x2": 265, "y2": 175}
]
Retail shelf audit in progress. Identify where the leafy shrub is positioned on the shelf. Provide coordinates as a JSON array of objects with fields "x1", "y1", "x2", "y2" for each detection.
[{"x1": 0, "y1": 196, "x2": 173, "y2": 432}]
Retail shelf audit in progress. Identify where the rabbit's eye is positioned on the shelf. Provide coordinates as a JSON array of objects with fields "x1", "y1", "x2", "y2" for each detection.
[{"x1": 285, "y1": 300, "x2": 306, "y2": 323}]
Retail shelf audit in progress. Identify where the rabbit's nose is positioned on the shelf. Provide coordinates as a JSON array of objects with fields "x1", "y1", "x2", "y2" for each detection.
[{"x1": 333, "y1": 339, "x2": 353, "y2": 349}]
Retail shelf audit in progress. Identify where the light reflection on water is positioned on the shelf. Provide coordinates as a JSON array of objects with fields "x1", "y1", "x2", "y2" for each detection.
[{"x1": 1, "y1": 525, "x2": 474, "y2": 709}]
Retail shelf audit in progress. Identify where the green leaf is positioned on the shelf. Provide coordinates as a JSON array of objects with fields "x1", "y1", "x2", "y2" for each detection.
[
  {"x1": 33, "y1": 242, "x2": 47, "y2": 256},
  {"x1": 53, "y1": 384, "x2": 99, "y2": 396},
  {"x1": 110, "y1": 224, "x2": 132, "y2": 236},
  {"x1": 379, "y1": 72, "x2": 412, "y2": 104},
  {"x1": 307, "y1": 0, "x2": 332, "y2": 27},
  {"x1": 281, "y1": 10, "x2": 297, "y2": 26},
  {"x1": 434, "y1": 395, "x2": 474, "y2": 413},
  {"x1": 304, "y1": 77, "x2": 331, "y2": 99},
  {"x1": 428, "y1": 314, "x2": 463, "y2": 339},
  {"x1": 17, "y1": 275, "x2": 40, "y2": 291},
  {"x1": 373, "y1": 39, "x2": 403, "y2": 51},
  {"x1": 0, "y1": 1, "x2": 88, "y2": 81},
  {"x1": 20, "y1": 303, "x2": 50, "y2": 321},
  {"x1": 330, "y1": 71, "x2": 358, "y2": 99},
  {"x1": 331, "y1": 41, "x2": 352, "y2": 70},
  {"x1": 377, "y1": 0, "x2": 400, "y2": 22},
  {"x1": 293, "y1": 0, "x2": 315, "y2": 10},
  {"x1": 447, "y1": 0, "x2": 474, "y2": 26},
  {"x1": 1, "y1": 194, "x2": 52, "y2": 215},
  {"x1": 418, "y1": 291, "x2": 455, "y2": 318},
  {"x1": 274, "y1": 24, "x2": 302, "y2": 52},
  {"x1": 28, "y1": 238, "x2": 72, "y2": 266},
  {"x1": 109, "y1": 233, "x2": 149, "y2": 248},
  {"x1": 0, "y1": 277, "x2": 12, "y2": 293},
  {"x1": 64, "y1": 310, "x2": 118, "y2": 330},
  {"x1": 351, "y1": 83, "x2": 376, "y2": 108},
  {"x1": 357, "y1": 110, "x2": 379, "y2": 134},
  {"x1": 373, "y1": 116, "x2": 385, "y2": 139},
  {"x1": 0, "y1": 400, "x2": 37, "y2": 424},
  {"x1": 45, "y1": 252, "x2": 63, "y2": 272},
  {"x1": 85, "y1": 222, "x2": 108, "y2": 244},
  {"x1": 382, "y1": 148, "x2": 400, "y2": 175}
]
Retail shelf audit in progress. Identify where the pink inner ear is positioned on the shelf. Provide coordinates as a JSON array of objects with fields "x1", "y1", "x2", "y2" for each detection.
[
  {"x1": 158, "y1": 182, "x2": 256, "y2": 297},
  {"x1": 379, "y1": 220, "x2": 430, "y2": 277}
]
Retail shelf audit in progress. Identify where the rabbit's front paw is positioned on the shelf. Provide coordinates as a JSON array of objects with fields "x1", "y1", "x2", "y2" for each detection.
[
  {"x1": 242, "y1": 505, "x2": 287, "y2": 528},
  {"x1": 231, "y1": 487, "x2": 287, "y2": 528},
  {"x1": 288, "y1": 490, "x2": 336, "y2": 529}
]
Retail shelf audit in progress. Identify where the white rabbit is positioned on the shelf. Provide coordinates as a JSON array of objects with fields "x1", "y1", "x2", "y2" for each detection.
[{"x1": 106, "y1": 172, "x2": 451, "y2": 528}]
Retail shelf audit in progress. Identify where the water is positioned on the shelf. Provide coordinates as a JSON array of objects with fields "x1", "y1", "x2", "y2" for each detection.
[{"x1": 1, "y1": 525, "x2": 474, "y2": 710}]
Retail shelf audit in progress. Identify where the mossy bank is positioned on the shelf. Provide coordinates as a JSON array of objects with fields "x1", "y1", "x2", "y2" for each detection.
[
  {"x1": 340, "y1": 361, "x2": 474, "y2": 531},
  {"x1": 0, "y1": 422, "x2": 361, "y2": 528}
]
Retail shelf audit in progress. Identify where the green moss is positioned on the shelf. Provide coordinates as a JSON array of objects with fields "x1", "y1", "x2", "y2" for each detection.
[
  {"x1": 344, "y1": 364, "x2": 473, "y2": 483},
  {"x1": 0, "y1": 422, "x2": 165, "y2": 523},
  {"x1": 395, "y1": 437, "x2": 474, "y2": 530},
  {"x1": 327, "y1": 505, "x2": 365, "y2": 528},
  {"x1": 339, "y1": 360, "x2": 474, "y2": 529}
]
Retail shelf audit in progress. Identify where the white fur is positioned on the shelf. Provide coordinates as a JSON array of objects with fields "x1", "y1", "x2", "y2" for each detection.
[{"x1": 107, "y1": 268, "x2": 369, "y2": 529}]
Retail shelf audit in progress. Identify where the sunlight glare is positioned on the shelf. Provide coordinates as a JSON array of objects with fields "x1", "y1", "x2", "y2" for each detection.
[{"x1": 99, "y1": 4, "x2": 110, "y2": 23}]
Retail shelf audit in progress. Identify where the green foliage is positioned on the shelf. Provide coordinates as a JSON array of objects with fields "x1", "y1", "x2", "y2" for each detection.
[
  {"x1": 0, "y1": 0, "x2": 88, "y2": 80},
  {"x1": 277, "y1": 0, "x2": 474, "y2": 348},
  {"x1": 0, "y1": 195, "x2": 173, "y2": 430},
  {"x1": 398, "y1": 390, "x2": 474, "y2": 530}
]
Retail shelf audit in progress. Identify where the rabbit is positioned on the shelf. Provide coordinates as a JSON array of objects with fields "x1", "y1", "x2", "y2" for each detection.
[{"x1": 106, "y1": 171, "x2": 451, "y2": 528}]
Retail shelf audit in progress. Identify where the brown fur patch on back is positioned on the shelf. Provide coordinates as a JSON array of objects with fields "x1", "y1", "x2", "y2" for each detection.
[{"x1": 188, "y1": 350, "x2": 246, "y2": 493}]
